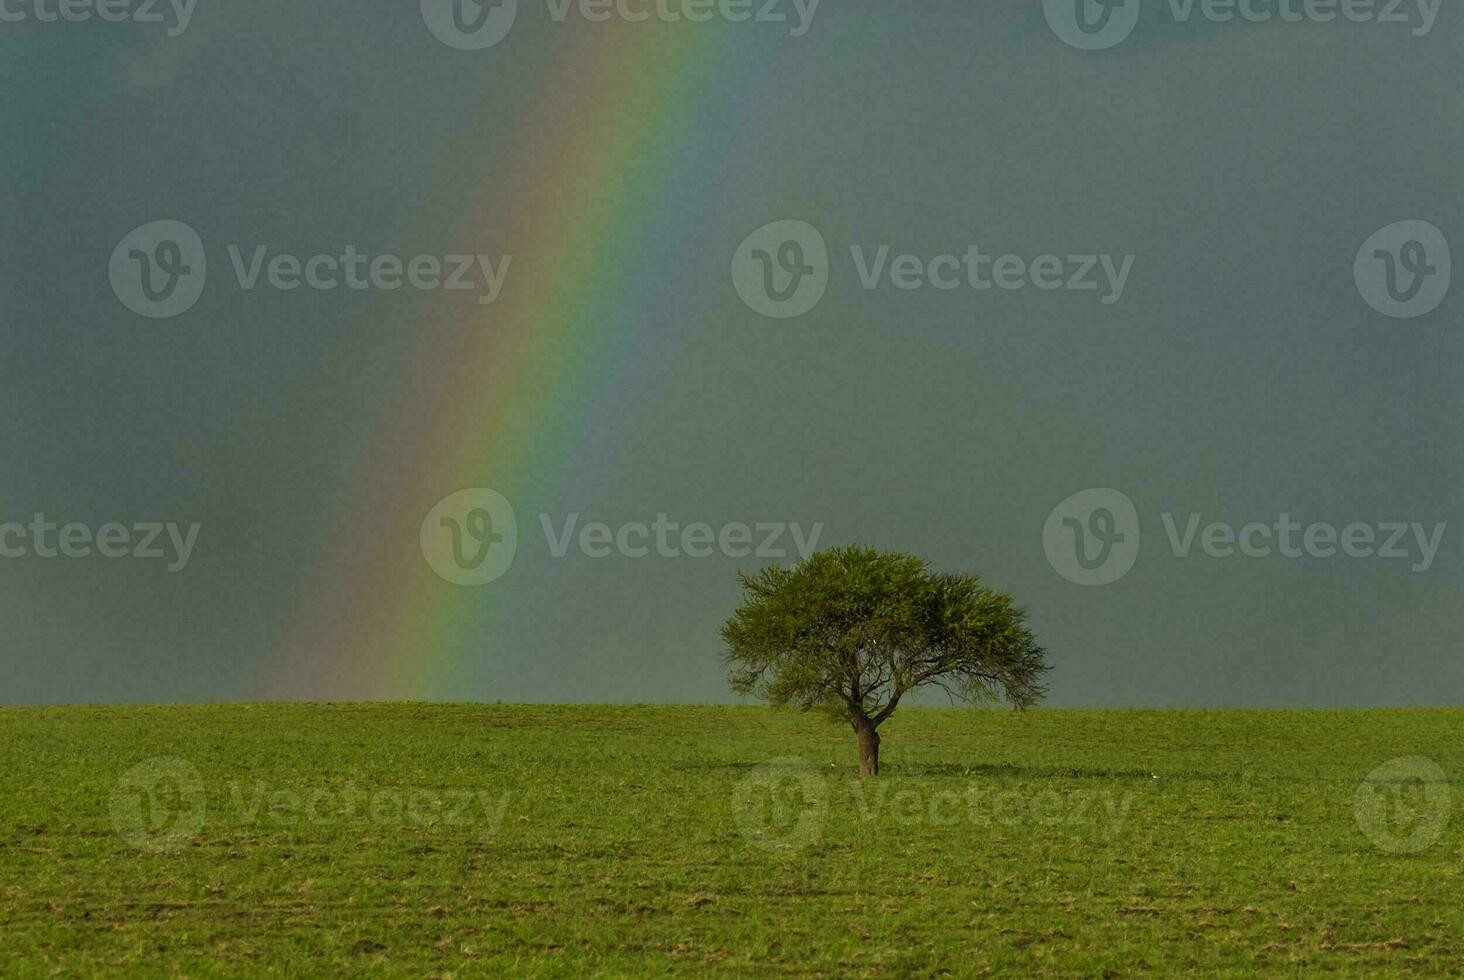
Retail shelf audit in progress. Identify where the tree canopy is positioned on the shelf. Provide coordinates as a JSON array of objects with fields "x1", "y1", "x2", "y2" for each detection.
[{"x1": 722, "y1": 545, "x2": 1048, "y2": 774}]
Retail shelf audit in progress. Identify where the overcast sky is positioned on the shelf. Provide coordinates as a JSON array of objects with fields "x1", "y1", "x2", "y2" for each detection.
[{"x1": 3, "y1": 2, "x2": 1461, "y2": 707}]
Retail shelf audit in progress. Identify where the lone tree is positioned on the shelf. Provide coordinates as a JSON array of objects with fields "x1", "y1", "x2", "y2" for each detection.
[{"x1": 721, "y1": 545, "x2": 1048, "y2": 777}]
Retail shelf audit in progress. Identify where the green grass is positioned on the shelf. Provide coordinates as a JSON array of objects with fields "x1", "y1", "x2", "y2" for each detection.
[{"x1": 2, "y1": 704, "x2": 1462, "y2": 977}]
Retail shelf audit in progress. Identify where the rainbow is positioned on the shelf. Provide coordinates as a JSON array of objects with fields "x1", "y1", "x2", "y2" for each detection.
[{"x1": 262, "y1": 22, "x2": 746, "y2": 701}]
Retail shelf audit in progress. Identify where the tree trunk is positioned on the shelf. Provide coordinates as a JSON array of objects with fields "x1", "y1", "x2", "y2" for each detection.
[{"x1": 856, "y1": 721, "x2": 880, "y2": 777}]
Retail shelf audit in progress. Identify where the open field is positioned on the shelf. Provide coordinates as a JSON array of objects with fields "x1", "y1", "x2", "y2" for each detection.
[{"x1": 2, "y1": 703, "x2": 1462, "y2": 976}]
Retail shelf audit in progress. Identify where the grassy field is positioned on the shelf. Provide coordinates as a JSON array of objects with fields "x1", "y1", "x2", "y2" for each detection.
[{"x1": 2, "y1": 703, "x2": 1462, "y2": 977}]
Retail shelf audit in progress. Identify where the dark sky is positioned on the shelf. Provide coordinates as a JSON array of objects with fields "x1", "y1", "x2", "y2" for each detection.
[{"x1": 2, "y1": 2, "x2": 1460, "y2": 707}]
